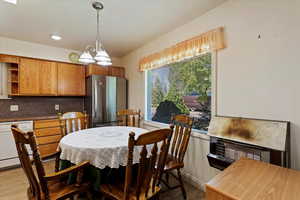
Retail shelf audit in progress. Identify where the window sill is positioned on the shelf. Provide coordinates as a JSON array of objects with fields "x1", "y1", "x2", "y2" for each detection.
[{"x1": 143, "y1": 120, "x2": 210, "y2": 141}]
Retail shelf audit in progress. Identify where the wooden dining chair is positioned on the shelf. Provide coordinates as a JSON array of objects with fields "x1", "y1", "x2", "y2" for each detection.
[
  {"x1": 117, "y1": 109, "x2": 141, "y2": 127},
  {"x1": 162, "y1": 115, "x2": 194, "y2": 199},
  {"x1": 58, "y1": 111, "x2": 88, "y2": 136},
  {"x1": 11, "y1": 124, "x2": 91, "y2": 200},
  {"x1": 99, "y1": 127, "x2": 174, "y2": 200}
]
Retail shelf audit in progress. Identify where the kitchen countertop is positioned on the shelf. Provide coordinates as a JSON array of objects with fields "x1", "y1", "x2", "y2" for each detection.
[{"x1": 0, "y1": 115, "x2": 58, "y2": 123}]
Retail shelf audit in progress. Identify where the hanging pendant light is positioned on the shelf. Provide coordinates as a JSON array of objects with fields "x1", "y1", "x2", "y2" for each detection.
[
  {"x1": 78, "y1": 50, "x2": 95, "y2": 63},
  {"x1": 79, "y1": 1, "x2": 112, "y2": 66}
]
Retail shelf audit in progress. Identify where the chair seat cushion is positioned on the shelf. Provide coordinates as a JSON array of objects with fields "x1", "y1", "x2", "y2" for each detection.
[{"x1": 164, "y1": 155, "x2": 184, "y2": 171}]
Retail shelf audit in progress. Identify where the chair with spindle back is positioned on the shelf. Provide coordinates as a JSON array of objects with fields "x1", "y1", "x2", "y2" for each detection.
[
  {"x1": 99, "y1": 127, "x2": 174, "y2": 200},
  {"x1": 58, "y1": 112, "x2": 88, "y2": 136},
  {"x1": 117, "y1": 109, "x2": 141, "y2": 127},
  {"x1": 11, "y1": 124, "x2": 91, "y2": 200},
  {"x1": 162, "y1": 115, "x2": 194, "y2": 199}
]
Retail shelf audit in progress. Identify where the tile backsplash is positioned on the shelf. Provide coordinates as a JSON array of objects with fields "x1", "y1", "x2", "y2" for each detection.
[{"x1": 0, "y1": 96, "x2": 84, "y2": 119}]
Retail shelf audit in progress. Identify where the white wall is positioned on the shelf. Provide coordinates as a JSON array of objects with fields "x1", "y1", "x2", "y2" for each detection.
[
  {"x1": 0, "y1": 36, "x2": 121, "y2": 65},
  {"x1": 121, "y1": 0, "x2": 300, "y2": 182}
]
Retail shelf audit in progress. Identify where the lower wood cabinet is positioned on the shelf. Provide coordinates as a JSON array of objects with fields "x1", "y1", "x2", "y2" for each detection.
[
  {"x1": 34, "y1": 119, "x2": 61, "y2": 157},
  {"x1": 38, "y1": 143, "x2": 60, "y2": 156},
  {"x1": 36, "y1": 135, "x2": 61, "y2": 145},
  {"x1": 35, "y1": 127, "x2": 61, "y2": 137}
]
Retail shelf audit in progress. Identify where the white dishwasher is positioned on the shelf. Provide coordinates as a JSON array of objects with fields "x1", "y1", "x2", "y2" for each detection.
[{"x1": 0, "y1": 120, "x2": 33, "y2": 169}]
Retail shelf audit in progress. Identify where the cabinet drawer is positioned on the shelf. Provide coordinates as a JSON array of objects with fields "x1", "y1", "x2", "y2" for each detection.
[
  {"x1": 35, "y1": 127, "x2": 61, "y2": 137},
  {"x1": 38, "y1": 143, "x2": 59, "y2": 156},
  {"x1": 34, "y1": 119, "x2": 59, "y2": 129},
  {"x1": 36, "y1": 135, "x2": 61, "y2": 145}
]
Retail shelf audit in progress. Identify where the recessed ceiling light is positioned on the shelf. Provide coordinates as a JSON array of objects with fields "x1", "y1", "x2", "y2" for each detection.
[
  {"x1": 3, "y1": 0, "x2": 17, "y2": 4},
  {"x1": 51, "y1": 34, "x2": 62, "y2": 41}
]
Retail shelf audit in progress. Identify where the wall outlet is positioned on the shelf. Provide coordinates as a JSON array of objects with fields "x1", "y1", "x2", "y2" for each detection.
[
  {"x1": 55, "y1": 104, "x2": 60, "y2": 111},
  {"x1": 10, "y1": 105, "x2": 19, "y2": 111}
]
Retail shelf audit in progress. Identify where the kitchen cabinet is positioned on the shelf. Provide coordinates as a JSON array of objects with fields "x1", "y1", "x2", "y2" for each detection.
[
  {"x1": 4, "y1": 54, "x2": 86, "y2": 96},
  {"x1": 0, "y1": 54, "x2": 19, "y2": 64},
  {"x1": 19, "y1": 58, "x2": 57, "y2": 95},
  {"x1": 86, "y1": 64, "x2": 125, "y2": 78},
  {"x1": 58, "y1": 63, "x2": 86, "y2": 96},
  {"x1": 86, "y1": 64, "x2": 109, "y2": 77},
  {"x1": 39, "y1": 61, "x2": 58, "y2": 95},
  {"x1": 109, "y1": 66, "x2": 125, "y2": 78},
  {"x1": 34, "y1": 119, "x2": 61, "y2": 157},
  {"x1": 19, "y1": 58, "x2": 40, "y2": 95}
]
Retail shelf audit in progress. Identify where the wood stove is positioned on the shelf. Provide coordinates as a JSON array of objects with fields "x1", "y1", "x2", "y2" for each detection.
[{"x1": 207, "y1": 116, "x2": 290, "y2": 170}]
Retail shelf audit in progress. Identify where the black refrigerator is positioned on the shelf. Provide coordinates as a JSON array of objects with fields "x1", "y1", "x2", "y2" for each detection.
[{"x1": 85, "y1": 75, "x2": 127, "y2": 127}]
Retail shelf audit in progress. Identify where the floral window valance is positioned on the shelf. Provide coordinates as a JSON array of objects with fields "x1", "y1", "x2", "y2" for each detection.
[{"x1": 139, "y1": 27, "x2": 225, "y2": 71}]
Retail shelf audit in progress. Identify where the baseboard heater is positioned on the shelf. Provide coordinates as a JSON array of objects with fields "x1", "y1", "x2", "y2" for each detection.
[{"x1": 207, "y1": 116, "x2": 290, "y2": 170}]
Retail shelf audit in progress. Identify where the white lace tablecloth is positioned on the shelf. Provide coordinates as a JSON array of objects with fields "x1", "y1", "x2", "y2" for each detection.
[{"x1": 59, "y1": 126, "x2": 148, "y2": 169}]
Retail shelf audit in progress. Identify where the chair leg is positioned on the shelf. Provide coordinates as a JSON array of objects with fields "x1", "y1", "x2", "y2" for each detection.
[
  {"x1": 151, "y1": 194, "x2": 160, "y2": 200},
  {"x1": 165, "y1": 172, "x2": 169, "y2": 185},
  {"x1": 86, "y1": 191, "x2": 93, "y2": 200},
  {"x1": 177, "y1": 169, "x2": 187, "y2": 200},
  {"x1": 101, "y1": 195, "x2": 109, "y2": 200},
  {"x1": 156, "y1": 194, "x2": 160, "y2": 200},
  {"x1": 54, "y1": 154, "x2": 60, "y2": 172}
]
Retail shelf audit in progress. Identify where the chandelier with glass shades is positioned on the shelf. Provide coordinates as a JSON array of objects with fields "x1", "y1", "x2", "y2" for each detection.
[{"x1": 79, "y1": 1, "x2": 112, "y2": 66}]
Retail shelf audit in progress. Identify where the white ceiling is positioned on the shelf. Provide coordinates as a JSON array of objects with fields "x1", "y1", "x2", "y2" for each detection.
[{"x1": 0, "y1": 0, "x2": 226, "y2": 57}]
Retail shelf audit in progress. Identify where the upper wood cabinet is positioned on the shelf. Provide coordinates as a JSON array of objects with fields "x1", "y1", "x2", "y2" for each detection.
[
  {"x1": 39, "y1": 61, "x2": 57, "y2": 95},
  {"x1": 86, "y1": 64, "x2": 125, "y2": 78},
  {"x1": 57, "y1": 63, "x2": 86, "y2": 96},
  {"x1": 86, "y1": 64, "x2": 109, "y2": 77},
  {"x1": 0, "y1": 54, "x2": 19, "y2": 64},
  {"x1": 20, "y1": 58, "x2": 42, "y2": 95},
  {"x1": 6, "y1": 54, "x2": 86, "y2": 96},
  {"x1": 19, "y1": 58, "x2": 57, "y2": 95},
  {"x1": 109, "y1": 66, "x2": 125, "y2": 78}
]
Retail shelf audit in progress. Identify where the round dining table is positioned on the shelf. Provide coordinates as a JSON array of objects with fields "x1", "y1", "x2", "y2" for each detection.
[{"x1": 59, "y1": 126, "x2": 148, "y2": 169}]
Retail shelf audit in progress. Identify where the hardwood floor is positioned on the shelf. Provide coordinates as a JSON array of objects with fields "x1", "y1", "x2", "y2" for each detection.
[
  {"x1": 160, "y1": 178, "x2": 205, "y2": 200},
  {"x1": 0, "y1": 161, "x2": 205, "y2": 200},
  {"x1": 0, "y1": 161, "x2": 55, "y2": 200}
]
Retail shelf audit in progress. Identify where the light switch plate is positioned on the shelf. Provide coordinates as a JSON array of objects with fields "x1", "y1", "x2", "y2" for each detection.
[
  {"x1": 10, "y1": 105, "x2": 19, "y2": 111},
  {"x1": 55, "y1": 104, "x2": 59, "y2": 111}
]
